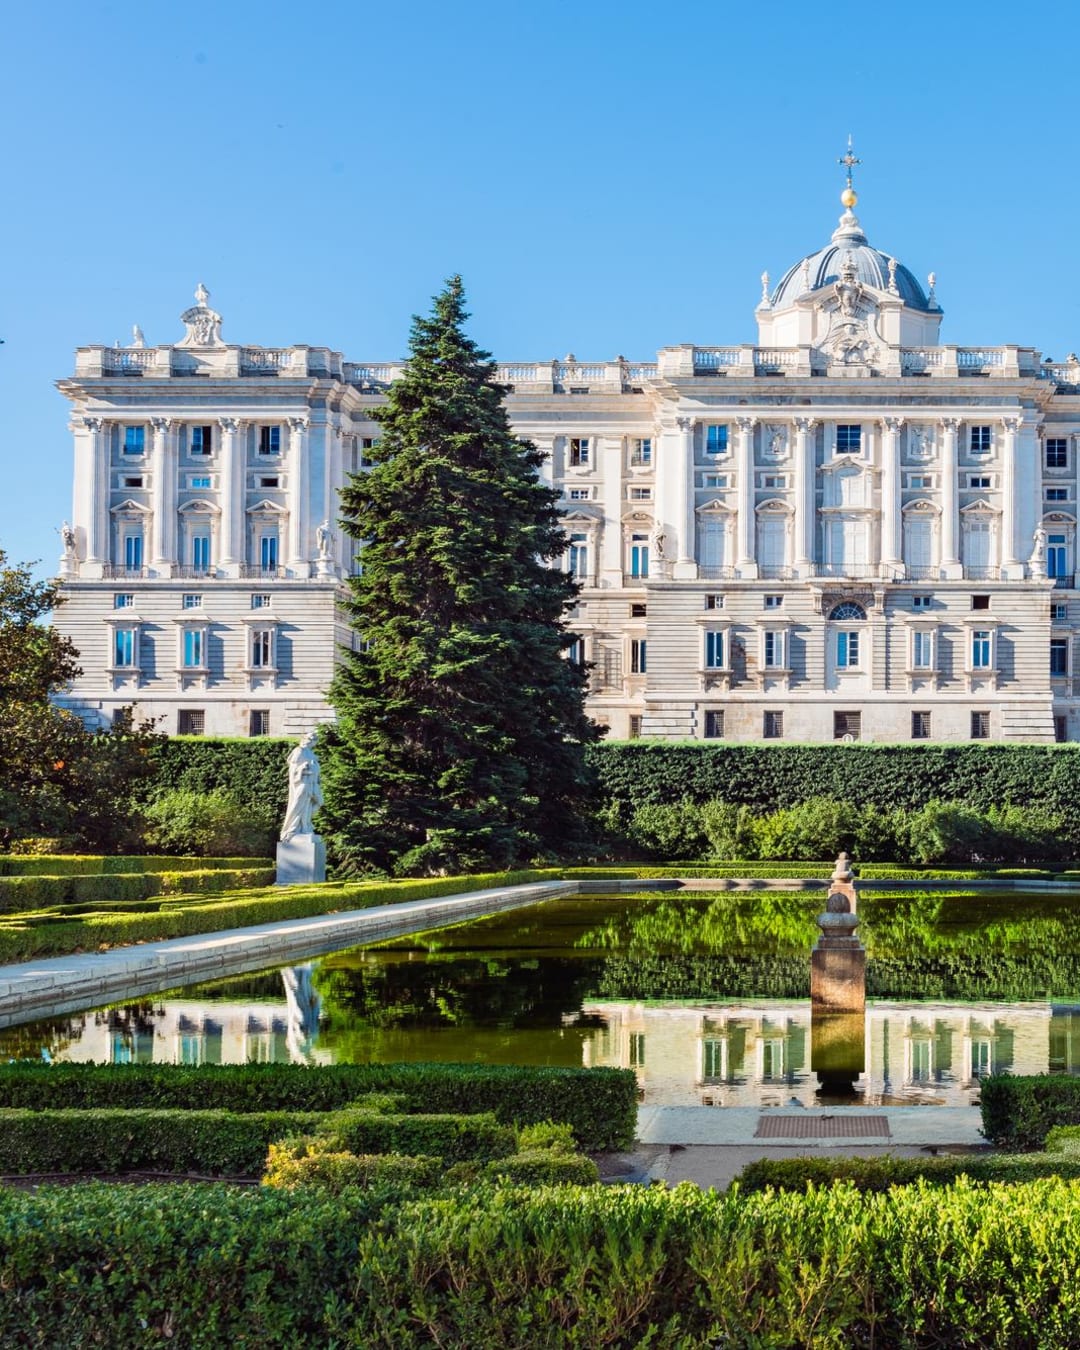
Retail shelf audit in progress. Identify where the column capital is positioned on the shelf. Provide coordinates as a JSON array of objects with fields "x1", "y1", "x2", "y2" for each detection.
[
  {"x1": 150, "y1": 417, "x2": 174, "y2": 434},
  {"x1": 288, "y1": 415, "x2": 310, "y2": 434},
  {"x1": 880, "y1": 416, "x2": 905, "y2": 433},
  {"x1": 735, "y1": 415, "x2": 758, "y2": 433},
  {"x1": 1000, "y1": 416, "x2": 1022, "y2": 433},
  {"x1": 218, "y1": 416, "x2": 245, "y2": 433},
  {"x1": 83, "y1": 416, "x2": 106, "y2": 433},
  {"x1": 793, "y1": 417, "x2": 818, "y2": 434},
  {"x1": 676, "y1": 415, "x2": 696, "y2": 434},
  {"x1": 940, "y1": 417, "x2": 961, "y2": 433}
]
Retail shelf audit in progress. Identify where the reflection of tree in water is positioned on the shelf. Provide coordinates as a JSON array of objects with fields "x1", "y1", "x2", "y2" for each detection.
[
  {"x1": 314, "y1": 954, "x2": 600, "y2": 1033},
  {"x1": 579, "y1": 894, "x2": 819, "y2": 958},
  {"x1": 0, "y1": 1014, "x2": 84, "y2": 1061}
]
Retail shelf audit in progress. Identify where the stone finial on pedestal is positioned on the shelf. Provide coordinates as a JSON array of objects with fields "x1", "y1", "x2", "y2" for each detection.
[{"x1": 810, "y1": 852, "x2": 865, "y2": 1014}]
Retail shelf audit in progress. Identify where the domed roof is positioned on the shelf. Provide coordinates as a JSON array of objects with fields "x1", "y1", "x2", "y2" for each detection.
[{"x1": 770, "y1": 210, "x2": 933, "y2": 312}]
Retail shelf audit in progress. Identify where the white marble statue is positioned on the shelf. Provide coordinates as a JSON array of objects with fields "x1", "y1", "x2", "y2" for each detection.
[
  {"x1": 280, "y1": 732, "x2": 324, "y2": 840},
  {"x1": 60, "y1": 521, "x2": 76, "y2": 556},
  {"x1": 316, "y1": 519, "x2": 333, "y2": 559}
]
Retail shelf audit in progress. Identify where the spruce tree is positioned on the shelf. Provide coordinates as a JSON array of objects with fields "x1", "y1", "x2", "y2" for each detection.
[{"x1": 323, "y1": 277, "x2": 601, "y2": 875}]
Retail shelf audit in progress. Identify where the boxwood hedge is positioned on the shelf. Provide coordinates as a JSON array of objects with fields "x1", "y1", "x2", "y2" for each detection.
[{"x1": 980, "y1": 1074, "x2": 1080, "y2": 1149}]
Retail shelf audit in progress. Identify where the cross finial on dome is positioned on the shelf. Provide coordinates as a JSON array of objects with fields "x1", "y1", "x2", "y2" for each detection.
[{"x1": 837, "y1": 134, "x2": 861, "y2": 209}]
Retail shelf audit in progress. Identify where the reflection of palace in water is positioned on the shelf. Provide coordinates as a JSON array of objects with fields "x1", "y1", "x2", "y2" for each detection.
[{"x1": 580, "y1": 1002, "x2": 1080, "y2": 1107}]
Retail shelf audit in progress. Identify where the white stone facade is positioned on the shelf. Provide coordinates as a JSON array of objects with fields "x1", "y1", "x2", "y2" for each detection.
[{"x1": 55, "y1": 193, "x2": 1080, "y2": 742}]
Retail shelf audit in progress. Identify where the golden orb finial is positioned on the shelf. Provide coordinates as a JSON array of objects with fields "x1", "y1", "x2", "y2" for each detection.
[{"x1": 841, "y1": 186, "x2": 858, "y2": 209}]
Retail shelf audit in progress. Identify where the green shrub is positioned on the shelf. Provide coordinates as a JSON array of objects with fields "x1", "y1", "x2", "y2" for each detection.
[
  {"x1": 700, "y1": 800, "x2": 758, "y2": 859},
  {"x1": 141, "y1": 736, "x2": 294, "y2": 821},
  {"x1": 0, "y1": 1062, "x2": 636, "y2": 1152},
  {"x1": 627, "y1": 800, "x2": 705, "y2": 859},
  {"x1": 516, "y1": 1120, "x2": 577, "y2": 1153},
  {"x1": 0, "y1": 853, "x2": 269, "y2": 877},
  {"x1": 0, "y1": 865, "x2": 275, "y2": 912},
  {"x1": 1045, "y1": 1126, "x2": 1080, "y2": 1155},
  {"x1": 318, "y1": 1108, "x2": 515, "y2": 1162},
  {"x1": 484, "y1": 1150, "x2": 600, "y2": 1185},
  {"x1": 262, "y1": 1138, "x2": 442, "y2": 1193},
  {"x1": 143, "y1": 789, "x2": 277, "y2": 858},
  {"x1": 735, "y1": 1151, "x2": 1080, "y2": 1192},
  {"x1": 981, "y1": 1075, "x2": 1080, "y2": 1149}
]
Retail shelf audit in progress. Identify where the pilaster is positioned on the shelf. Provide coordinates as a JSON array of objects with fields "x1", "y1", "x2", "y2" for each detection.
[
  {"x1": 880, "y1": 417, "x2": 904, "y2": 574},
  {"x1": 674, "y1": 416, "x2": 698, "y2": 579},
  {"x1": 940, "y1": 418, "x2": 962, "y2": 578},
  {"x1": 1000, "y1": 417, "x2": 1022, "y2": 578},
  {"x1": 794, "y1": 417, "x2": 817, "y2": 576},
  {"x1": 218, "y1": 417, "x2": 246, "y2": 573},
  {"x1": 150, "y1": 417, "x2": 176, "y2": 574},
  {"x1": 735, "y1": 416, "x2": 758, "y2": 578},
  {"x1": 287, "y1": 415, "x2": 310, "y2": 577}
]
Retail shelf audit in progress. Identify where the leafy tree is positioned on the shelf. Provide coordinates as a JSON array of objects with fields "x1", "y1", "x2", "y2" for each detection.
[
  {"x1": 323, "y1": 277, "x2": 601, "y2": 875},
  {"x1": 0, "y1": 551, "x2": 161, "y2": 850}
]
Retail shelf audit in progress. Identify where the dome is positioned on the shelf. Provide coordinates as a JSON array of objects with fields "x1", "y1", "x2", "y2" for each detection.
[{"x1": 770, "y1": 212, "x2": 933, "y2": 312}]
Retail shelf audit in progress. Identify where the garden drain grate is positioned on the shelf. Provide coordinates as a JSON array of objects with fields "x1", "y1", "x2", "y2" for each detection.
[{"x1": 754, "y1": 1114, "x2": 891, "y2": 1139}]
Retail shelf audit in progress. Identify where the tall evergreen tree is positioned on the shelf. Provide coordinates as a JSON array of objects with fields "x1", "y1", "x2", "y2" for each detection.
[{"x1": 323, "y1": 277, "x2": 601, "y2": 875}]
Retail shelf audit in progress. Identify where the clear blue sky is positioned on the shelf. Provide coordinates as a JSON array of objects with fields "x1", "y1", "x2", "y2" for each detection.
[{"x1": 5, "y1": 0, "x2": 1080, "y2": 575}]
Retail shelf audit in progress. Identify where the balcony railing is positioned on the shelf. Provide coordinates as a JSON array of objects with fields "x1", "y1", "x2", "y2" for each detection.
[
  {"x1": 1052, "y1": 574, "x2": 1076, "y2": 589},
  {"x1": 758, "y1": 565, "x2": 796, "y2": 580},
  {"x1": 904, "y1": 565, "x2": 941, "y2": 580},
  {"x1": 963, "y1": 566, "x2": 1001, "y2": 581},
  {"x1": 102, "y1": 564, "x2": 149, "y2": 579},
  {"x1": 239, "y1": 565, "x2": 288, "y2": 579},
  {"x1": 174, "y1": 565, "x2": 218, "y2": 579},
  {"x1": 698, "y1": 566, "x2": 736, "y2": 580},
  {"x1": 812, "y1": 564, "x2": 881, "y2": 579}
]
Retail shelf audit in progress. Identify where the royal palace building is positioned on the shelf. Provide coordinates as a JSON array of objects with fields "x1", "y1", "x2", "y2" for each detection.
[{"x1": 54, "y1": 170, "x2": 1080, "y2": 743}]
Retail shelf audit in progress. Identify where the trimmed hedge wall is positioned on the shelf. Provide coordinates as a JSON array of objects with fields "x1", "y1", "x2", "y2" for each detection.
[
  {"x1": 980, "y1": 1074, "x2": 1080, "y2": 1149},
  {"x1": 0, "y1": 865, "x2": 275, "y2": 912},
  {"x1": 735, "y1": 1152, "x2": 1080, "y2": 1192},
  {"x1": 587, "y1": 741, "x2": 1080, "y2": 822},
  {"x1": 141, "y1": 737, "x2": 294, "y2": 818},
  {"x1": 0, "y1": 1107, "x2": 514, "y2": 1175},
  {"x1": 8, "y1": 1180, "x2": 1080, "y2": 1345},
  {"x1": 0, "y1": 1062, "x2": 637, "y2": 1152},
  {"x1": 0, "y1": 855, "x2": 268, "y2": 877}
]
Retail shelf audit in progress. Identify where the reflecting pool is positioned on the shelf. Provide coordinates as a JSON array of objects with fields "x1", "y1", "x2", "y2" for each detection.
[{"x1": 7, "y1": 889, "x2": 1080, "y2": 1108}]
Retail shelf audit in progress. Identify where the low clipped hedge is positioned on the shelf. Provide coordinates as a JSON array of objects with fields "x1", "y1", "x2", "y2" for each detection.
[
  {"x1": 980, "y1": 1074, "x2": 1080, "y2": 1149},
  {"x1": 0, "y1": 1106, "x2": 514, "y2": 1176},
  {"x1": 0, "y1": 868, "x2": 550, "y2": 962},
  {"x1": 0, "y1": 866, "x2": 276, "y2": 912},
  {"x1": 9, "y1": 1179, "x2": 1080, "y2": 1345},
  {"x1": 262, "y1": 1141, "x2": 443, "y2": 1193},
  {"x1": 0, "y1": 1062, "x2": 637, "y2": 1151},
  {"x1": 735, "y1": 1151, "x2": 1080, "y2": 1193},
  {"x1": 0, "y1": 855, "x2": 271, "y2": 877}
]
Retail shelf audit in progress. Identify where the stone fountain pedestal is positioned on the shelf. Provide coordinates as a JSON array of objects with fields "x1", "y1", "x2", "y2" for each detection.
[{"x1": 811, "y1": 853, "x2": 866, "y2": 1098}]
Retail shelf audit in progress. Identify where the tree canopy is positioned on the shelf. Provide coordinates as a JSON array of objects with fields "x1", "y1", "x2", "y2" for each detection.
[
  {"x1": 0, "y1": 551, "x2": 160, "y2": 850},
  {"x1": 322, "y1": 277, "x2": 601, "y2": 874}
]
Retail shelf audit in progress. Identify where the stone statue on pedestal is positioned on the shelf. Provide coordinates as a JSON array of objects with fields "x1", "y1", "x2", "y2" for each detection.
[{"x1": 276, "y1": 731, "x2": 327, "y2": 885}]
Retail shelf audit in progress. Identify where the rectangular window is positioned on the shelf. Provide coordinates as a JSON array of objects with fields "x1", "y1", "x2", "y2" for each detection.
[
  {"x1": 259, "y1": 425, "x2": 282, "y2": 456},
  {"x1": 912, "y1": 711, "x2": 932, "y2": 739},
  {"x1": 251, "y1": 593, "x2": 272, "y2": 609},
  {"x1": 970, "y1": 425, "x2": 992, "y2": 454},
  {"x1": 836, "y1": 424, "x2": 862, "y2": 453},
  {"x1": 1048, "y1": 534, "x2": 1069, "y2": 580},
  {"x1": 113, "y1": 627, "x2": 137, "y2": 667},
  {"x1": 567, "y1": 488, "x2": 590, "y2": 501},
  {"x1": 705, "y1": 594, "x2": 723, "y2": 610},
  {"x1": 764, "y1": 595, "x2": 783, "y2": 609},
  {"x1": 1046, "y1": 438, "x2": 1069, "y2": 468},
  {"x1": 123, "y1": 476, "x2": 143, "y2": 488},
  {"x1": 629, "y1": 533, "x2": 649, "y2": 579},
  {"x1": 260, "y1": 535, "x2": 279, "y2": 571},
  {"x1": 123, "y1": 534, "x2": 143, "y2": 570},
  {"x1": 834, "y1": 711, "x2": 861, "y2": 740},
  {"x1": 763, "y1": 475, "x2": 786, "y2": 489},
  {"x1": 630, "y1": 603, "x2": 647, "y2": 618},
  {"x1": 630, "y1": 638, "x2": 647, "y2": 674},
  {"x1": 191, "y1": 476, "x2": 212, "y2": 489},
  {"x1": 1047, "y1": 488, "x2": 1069, "y2": 502},
  {"x1": 703, "y1": 473, "x2": 728, "y2": 488},
  {"x1": 971, "y1": 711, "x2": 991, "y2": 739},
  {"x1": 971, "y1": 630, "x2": 992, "y2": 668},
  {"x1": 567, "y1": 637, "x2": 585, "y2": 667},
  {"x1": 631, "y1": 437, "x2": 652, "y2": 466},
  {"x1": 182, "y1": 629, "x2": 204, "y2": 668},
  {"x1": 969, "y1": 476, "x2": 991, "y2": 488},
  {"x1": 259, "y1": 476, "x2": 280, "y2": 489},
  {"x1": 910, "y1": 475, "x2": 933, "y2": 489},
  {"x1": 912, "y1": 630, "x2": 934, "y2": 669},
  {"x1": 836, "y1": 630, "x2": 860, "y2": 667},
  {"x1": 1051, "y1": 638, "x2": 1069, "y2": 676},
  {"x1": 568, "y1": 437, "x2": 590, "y2": 467},
  {"x1": 704, "y1": 630, "x2": 724, "y2": 668},
  {"x1": 114, "y1": 593, "x2": 134, "y2": 609},
  {"x1": 181, "y1": 594, "x2": 202, "y2": 610},
  {"x1": 704, "y1": 710, "x2": 725, "y2": 739},
  {"x1": 972, "y1": 594, "x2": 991, "y2": 610},
  {"x1": 628, "y1": 715, "x2": 642, "y2": 740},
  {"x1": 249, "y1": 710, "x2": 270, "y2": 737},
  {"x1": 1052, "y1": 603, "x2": 1069, "y2": 621},
  {"x1": 251, "y1": 629, "x2": 274, "y2": 668},
  {"x1": 705, "y1": 425, "x2": 728, "y2": 455},
  {"x1": 913, "y1": 595, "x2": 932, "y2": 609},
  {"x1": 178, "y1": 710, "x2": 205, "y2": 735},
  {"x1": 763, "y1": 630, "x2": 783, "y2": 668},
  {"x1": 191, "y1": 425, "x2": 213, "y2": 455},
  {"x1": 568, "y1": 533, "x2": 588, "y2": 579},
  {"x1": 763, "y1": 710, "x2": 784, "y2": 739},
  {"x1": 123, "y1": 425, "x2": 145, "y2": 456},
  {"x1": 1055, "y1": 715, "x2": 1068, "y2": 744},
  {"x1": 629, "y1": 487, "x2": 652, "y2": 501},
  {"x1": 191, "y1": 535, "x2": 211, "y2": 571}
]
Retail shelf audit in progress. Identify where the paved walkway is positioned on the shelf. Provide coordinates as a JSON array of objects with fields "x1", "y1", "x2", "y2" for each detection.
[{"x1": 0, "y1": 879, "x2": 577, "y2": 1028}]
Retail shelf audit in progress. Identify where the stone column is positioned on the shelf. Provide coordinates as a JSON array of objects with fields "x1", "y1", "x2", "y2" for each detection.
[
  {"x1": 79, "y1": 416, "x2": 107, "y2": 569},
  {"x1": 654, "y1": 422, "x2": 682, "y2": 572},
  {"x1": 599, "y1": 437, "x2": 623, "y2": 588},
  {"x1": 793, "y1": 417, "x2": 817, "y2": 576},
  {"x1": 1000, "y1": 417, "x2": 1021, "y2": 577},
  {"x1": 674, "y1": 416, "x2": 697, "y2": 578},
  {"x1": 735, "y1": 416, "x2": 758, "y2": 578},
  {"x1": 940, "y1": 418, "x2": 962, "y2": 578},
  {"x1": 150, "y1": 417, "x2": 175, "y2": 572},
  {"x1": 218, "y1": 417, "x2": 245, "y2": 573},
  {"x1": 328, "y1": 425, "x2": 344, "y2": 573},
  {"x1": 287, "y1": 416, "x2": 309, "y2": 576},
  {"x1": 880, "y1": 417, "x2": 904, "y2": 575},
  {"x1": 1016, "y1": 415, "x2": 1042, "y2": 578}
]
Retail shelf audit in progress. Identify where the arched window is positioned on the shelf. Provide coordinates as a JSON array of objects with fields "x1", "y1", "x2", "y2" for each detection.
[{"x1": 829, "y1": 602, "x2": 867, "y2": 622}]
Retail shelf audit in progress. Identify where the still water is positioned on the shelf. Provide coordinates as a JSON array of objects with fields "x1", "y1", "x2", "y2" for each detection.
[{"x1": 6, "y1": 890, "x2": 1080, "y2": 1108}]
